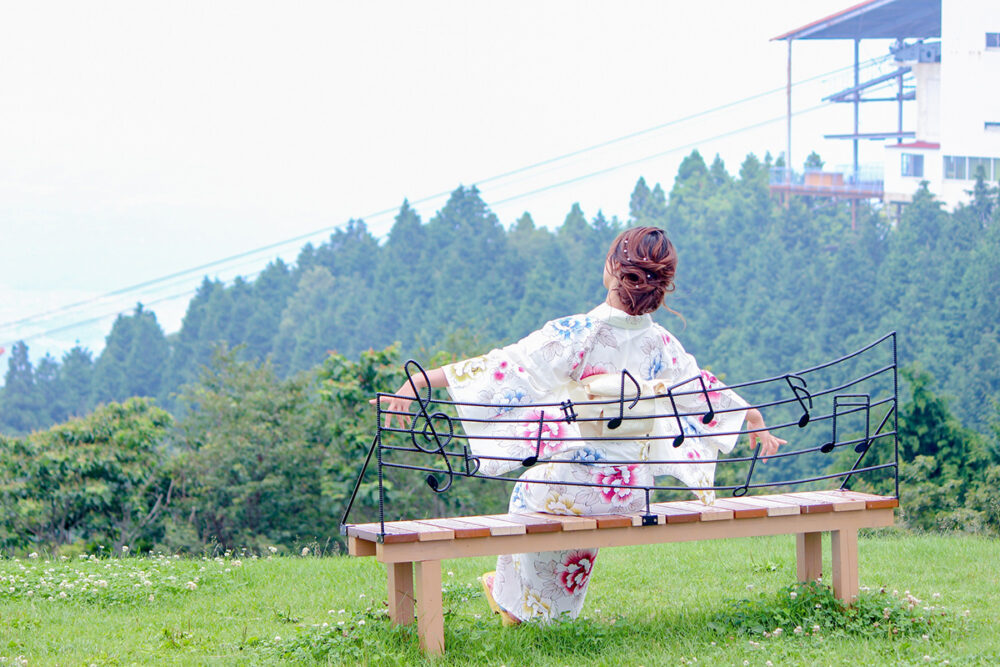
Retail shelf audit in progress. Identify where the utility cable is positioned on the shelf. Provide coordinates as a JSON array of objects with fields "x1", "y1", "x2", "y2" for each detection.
[{"x1": 0, "y1": 60, "x2": 877, "y2": 337}]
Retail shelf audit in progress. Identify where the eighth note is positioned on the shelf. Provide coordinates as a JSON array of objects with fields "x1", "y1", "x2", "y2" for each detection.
[
  {"x1": 521, "y1": 410, "x2": 546, "y2": 467},
  {"x1": 607, "y1": 370, "x2": 640, "y2": 430},
  {"x1": 785, "y1": 374, "x2": 813, "y2": 428}
]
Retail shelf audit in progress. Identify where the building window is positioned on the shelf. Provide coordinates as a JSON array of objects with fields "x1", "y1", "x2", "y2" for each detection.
[
  {"x1": 987, "y1": 32, "x2": 1000, "y2": 49},
  {"x1": 944, "y1": 155, "x2": 967, "y2": 179},
  {"x1": 968, "y1": 157, "x2": 992, "y2": 180},
  {"x1": 901, "y1": 153, "x2": 924, "y2": 177}
]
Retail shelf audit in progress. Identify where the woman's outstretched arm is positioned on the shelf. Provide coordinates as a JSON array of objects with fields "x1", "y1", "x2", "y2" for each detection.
[
  {"x1": 745, "y1": 408, "x2": 787, "y2": 461},
  {"x1": 369, "y1": 368, "x2": 450, "y2": 429}
]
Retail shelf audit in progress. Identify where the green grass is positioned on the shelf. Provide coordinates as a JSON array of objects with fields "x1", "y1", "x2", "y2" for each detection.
[{"x1": 1, "y1": 532, "x2": 997, "y2": 665}]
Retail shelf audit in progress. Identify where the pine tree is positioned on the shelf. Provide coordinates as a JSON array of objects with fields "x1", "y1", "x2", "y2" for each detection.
[
  {"x1": 1, "y1": 342, "x2": 41, "y2": 433},
  {"x1": 59, "y1": 346, "x2": 94, "y2": 418}
]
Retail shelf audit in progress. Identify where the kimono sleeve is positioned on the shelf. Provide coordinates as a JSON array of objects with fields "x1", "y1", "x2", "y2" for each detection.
[
  {"x1": 442, "y1": 315, "x2": 596, "y2": 476},
  {"x1": 647, "y1": 330, "x2": 750, "y2": 504}
]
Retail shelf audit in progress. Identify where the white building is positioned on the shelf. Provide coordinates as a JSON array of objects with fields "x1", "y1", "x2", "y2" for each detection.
[
  {"x1": 885, "y1": 0, "x2": 1000, "y2": 209},
  {"x1": 774, "y1": 0, "x2": 1000, "y2": 214}
]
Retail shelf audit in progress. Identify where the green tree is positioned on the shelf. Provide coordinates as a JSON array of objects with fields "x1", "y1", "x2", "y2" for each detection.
[
  {"x1": 0, "y1": 342, "x2": 41, "y2": 434},
  {"x1": 0, "y1": 399, "x2": 172, "y2": 552}
]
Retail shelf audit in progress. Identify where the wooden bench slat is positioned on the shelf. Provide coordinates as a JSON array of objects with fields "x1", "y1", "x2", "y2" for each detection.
[
  {"x1": 593, "y1": 514, "x2": 634, "y2": 529},
  {"x1": 722, "y1": 496, "x2": 801, "y2": 516},
  {"x1": 710, "y1": 498, "x2": 769, "y2": 518},
  {"x1": 526, "y1": 512, "x2": 597, "y2": 531},
  {"x1": 826, "y1": 489, "x2": 900, "y2": 509},
  {"x1": 460, "y1": 515, "x2": 527, "y2": 536},
  {"x1": 416, "y1": 518, "x2": 490, "y2": 538},
  {"x1": 491, "y1": 513, "x2": 563, "y2": 533},
  {"x1": 390, "y1": 521, "x2": 455, "y2": 541},
  {"x1": 647, "y1": 503, "x2": 703, "y2": 524},
  {"x1": 347, "y1": 523, "x2": 420, "y2": 544},
  {"x1": 669, "y1": 501, "x2": 734, "y2": 521},
  {"x1": 764, "y1": 493, "x2": 835, "y2": 513},
  {"x1": 796, "y1": 491, "x2": 867, "y2": 511}
]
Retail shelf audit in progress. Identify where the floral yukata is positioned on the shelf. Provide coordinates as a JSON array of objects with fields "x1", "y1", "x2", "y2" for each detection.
[{"x1": 443, "y1": 303, "x2": 749, "y2": 622}]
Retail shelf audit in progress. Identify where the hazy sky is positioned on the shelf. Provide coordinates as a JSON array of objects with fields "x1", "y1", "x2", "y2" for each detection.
[{"x1": 0, "y1": 1, "x2": 905, "y2": 363}]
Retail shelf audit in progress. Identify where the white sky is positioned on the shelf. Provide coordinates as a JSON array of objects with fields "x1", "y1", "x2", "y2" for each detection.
[{"x1": 0, "y1": 0, "x2": 907, "y2": 364}]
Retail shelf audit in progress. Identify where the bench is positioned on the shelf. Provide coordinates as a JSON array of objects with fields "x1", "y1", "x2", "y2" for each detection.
[{"x1": 346, "y1": 488, "x2": 898, "y2": 655}]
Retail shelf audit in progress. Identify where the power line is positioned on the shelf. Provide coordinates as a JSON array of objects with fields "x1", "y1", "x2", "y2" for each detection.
[
  {"x1": 1, "y1": 61, "x2": 874, "y2": 337},
  {"x1": 488, "y1": 103, "x2": 830, "y2": 208}
]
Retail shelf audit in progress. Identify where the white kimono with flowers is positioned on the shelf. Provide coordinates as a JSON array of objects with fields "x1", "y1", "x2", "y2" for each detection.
[{"x1": 443, "y1": 303, "x2": 749, "y2": 622}]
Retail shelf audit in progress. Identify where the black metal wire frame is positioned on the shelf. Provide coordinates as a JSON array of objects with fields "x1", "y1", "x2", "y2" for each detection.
[{"x1": 340, "y1": 333, "x2": 900, "y2": 539}]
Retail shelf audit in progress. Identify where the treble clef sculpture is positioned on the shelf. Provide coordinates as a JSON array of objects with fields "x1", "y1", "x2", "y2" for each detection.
[{"x1": 398, "y1": 360, "x2": 465, "y2": 493}]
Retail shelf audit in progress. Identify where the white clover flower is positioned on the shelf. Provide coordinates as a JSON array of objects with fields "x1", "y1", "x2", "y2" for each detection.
[
  {"x1": 812, "y1": 624, "x2": 821, "y2": 632},
  {"x1": 766, "y1": 661, "x2": 773, "y2": 667},
  {"x1": 233, "y1": 560, "x2": 242, "y2": 567},
  {"x1": 121, "y1": 546, "x2": 129, "y2": 554},
  {"x1": 794, "y1": 626, "x2": 803, "y2": 635},
  {"x1": 322, "y1": 622, "x2": 328, "y2": 628},
  {"x1": 772, "y1": 627, "x2": 783, "y2": 637},
  {"x1": 337, "y1": 621, "x2": 345, "y2": 626},
  {"x1": 58, "y1": 591, "x2": 67, "y2": 599},
  {"x1": 922, "y1": 634, "x2": 929, "y2": 640},
  {"x1": 932, "y1": 592, "x2": 940, "y2": 599},
  {"x1": 789, "y1": 591, "x2": 797, "y2": 599},
  {"x1": 268, "y1": 546, "x2": 278, "y2": 554},
  {"x1": 28, "y1": 553, "x2": 38, "y2": 559},
  {"x1": 923, "y1": 656, "x2": 932, "y2": 662},
  {"x1": 148, "y1": 594, "x2": 155, "y2": 601},
  {"x1": 185, "y1": 581, "x2": 197, "y2": 590},
  {"x1": 300, "y1": 547, "x2": 310, "y2": 557},
  {"x1": 274, "y1": 635, "x2": 281, "y2": 641},
  {"x1": 358, "y1": 619, "x2": 365, "y2": 625}
]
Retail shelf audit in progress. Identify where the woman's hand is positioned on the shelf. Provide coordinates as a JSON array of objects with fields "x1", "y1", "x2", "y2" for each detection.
[
  {"x1": 369, "y1": 368, "x2": 449, "y2": 430},
  {"x1": 746, "y1": 408, "x2": 787, "y2": 462},
  {"x1": 369, "y1": 380, "x2": 420, "y2": 430}
]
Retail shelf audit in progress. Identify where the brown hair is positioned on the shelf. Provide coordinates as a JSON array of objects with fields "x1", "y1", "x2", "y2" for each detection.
[{"x1": 606, "y1": 226, "x2": 677, "y2": 316}]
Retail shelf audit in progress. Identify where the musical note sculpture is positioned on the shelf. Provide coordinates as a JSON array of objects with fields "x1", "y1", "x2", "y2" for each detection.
[{"x1": 341, "y1": 333, "x2": 901, "y2": 539}]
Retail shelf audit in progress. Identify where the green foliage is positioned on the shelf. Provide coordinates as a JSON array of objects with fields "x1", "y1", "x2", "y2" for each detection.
[
  {"x1": 711, "y1": 580, "x2": 944, "y2": 639},
  {"x1": 0, "y1": 552, "x2": 247, "y2": 606},
  {"x1": 169, "y1": 346, "x2": 338, "y2": 551},
  {"x1": 0, "y1": 399, "x2": 172, "y2": 553}
]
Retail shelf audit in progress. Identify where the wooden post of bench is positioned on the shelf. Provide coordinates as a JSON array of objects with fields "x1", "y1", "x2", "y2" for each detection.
[
  {"x1": 413, "y1": 560, "x2": 444, "y2": 654},
  {"x1": 831, "y1": 528, "x2": 859, "y2": 603},
  {"x1": 387, "y1": 562, "x2": 415, "y2": 625},
  {"x1": 795, "y1": 531, "x2": 822, "y2": 582}
]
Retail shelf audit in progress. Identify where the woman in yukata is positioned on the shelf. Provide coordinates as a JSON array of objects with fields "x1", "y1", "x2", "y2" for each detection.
[{"x1": 380, "y1": 226, "x2": 785, "y2": 625}]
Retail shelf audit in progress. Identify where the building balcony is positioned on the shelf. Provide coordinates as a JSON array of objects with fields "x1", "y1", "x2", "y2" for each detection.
[{"x1": 768, "y1": 166, "x2": 884, "y2": 199}]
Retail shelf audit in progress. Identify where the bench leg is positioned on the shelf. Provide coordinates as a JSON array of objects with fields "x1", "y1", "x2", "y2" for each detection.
[
  {"x1": 414, "y1": 560, "x2": 444, "y2": 655},
  {"x1": 795, "y1": 531, "x2": 822, "y2": 583},
  {"x1": 387, "y1": 562, "x2": 415, "y2": 626},
  {"x1": 831, "y1": 528, "x2": 859, "y2": 604}
]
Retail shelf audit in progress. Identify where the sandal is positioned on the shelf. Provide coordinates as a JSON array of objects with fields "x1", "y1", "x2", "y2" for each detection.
[{"x1": 479, "y1": 571, "x2": 520, "y2": 626}]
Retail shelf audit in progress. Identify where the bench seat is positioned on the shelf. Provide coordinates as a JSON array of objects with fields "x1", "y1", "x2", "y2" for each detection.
[{"x1": 346, "y1": 489, "x2": 898, "y2": 654}]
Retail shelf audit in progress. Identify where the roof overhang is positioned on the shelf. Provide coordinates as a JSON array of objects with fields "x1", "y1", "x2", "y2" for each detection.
[
  {"x1": 772, "y1": 0, "x2": 940, "y2": 41},
  {"x1": 885, "y1": 141, "x2": 941, "y2": 149}
]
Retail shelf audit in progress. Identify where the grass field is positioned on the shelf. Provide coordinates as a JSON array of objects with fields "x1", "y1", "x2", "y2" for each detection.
[{"x1": 1, "y1": 531, "x2": 997, "y2": 665}]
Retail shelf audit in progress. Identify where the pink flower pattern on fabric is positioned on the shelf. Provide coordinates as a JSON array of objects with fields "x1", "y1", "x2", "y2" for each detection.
[
  {"x1": 518, "y1": 410, "x2": 567, "y2": 457},
  {"x1": 559, "y1": 550, "x2": 596, "y2": 594},
  {"x1": 701, "y1": 369, "x2": 723, "y2": 402},
  {"x1": 592, "y1": 464, "x2": 640, "y2": 505}
]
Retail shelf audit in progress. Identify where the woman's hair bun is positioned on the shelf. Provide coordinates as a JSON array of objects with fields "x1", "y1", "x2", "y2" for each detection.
[{"x1": 607, "y1": 226, "x2": 677, "y2": 316}]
